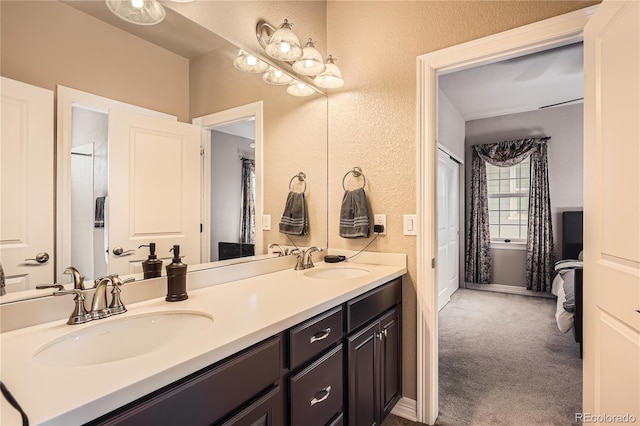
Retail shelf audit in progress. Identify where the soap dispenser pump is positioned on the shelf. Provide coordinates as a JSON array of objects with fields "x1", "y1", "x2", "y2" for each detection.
[
  {"x1": 166, "y1": 245, "x2": 188, "y2": 302},
  {"x1": 139, "y1": 243, "x2": 163, "y2": 279}
]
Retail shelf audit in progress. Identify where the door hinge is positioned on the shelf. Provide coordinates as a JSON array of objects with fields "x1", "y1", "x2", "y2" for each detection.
[
  {"x1": 200, "y1": 224, "x2": 203, "y2": 233},
  {"x1": 431, "y1": 258, "x2": 436, "y2": 269},
  {"x1": 200, "y1": 147, "x2": 204, "y2": 156}
]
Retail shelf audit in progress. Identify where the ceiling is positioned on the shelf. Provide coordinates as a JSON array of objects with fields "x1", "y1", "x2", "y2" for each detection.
[
  {"x1": 62, "y1": 0, "x2": 227, "y2": 58},
  {"x1": 439, "y1": 42, "x2": 584, "y2": 121}
]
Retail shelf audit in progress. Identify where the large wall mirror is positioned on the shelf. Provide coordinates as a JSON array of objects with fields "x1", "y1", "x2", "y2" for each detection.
[{"x1": 0, "y1": 0, "x2": 328, "y2": 303}]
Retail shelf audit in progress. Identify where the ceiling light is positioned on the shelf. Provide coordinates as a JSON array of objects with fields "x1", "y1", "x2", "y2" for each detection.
[
  {"x1": 261, "y1": 19, "x2": 303, "y2": 62},
  {"x1": 314, "y1": 55, "x2": 344, "y2": 89},
  {"x1": 287, "y1": 81, "x2": 315, "y2": 97},
  {"x1": 105, "y1": 0, "x2": 166, "y2": 26},
  {"x1": 263, "y1": 67, "x2": 294, "y2": 85},
  {"x1": 233, "y1": 50, "x2": 269, "y2": 73},
  {"x1": 292, "y1": 39, "x2": 326, "y2": 76}
]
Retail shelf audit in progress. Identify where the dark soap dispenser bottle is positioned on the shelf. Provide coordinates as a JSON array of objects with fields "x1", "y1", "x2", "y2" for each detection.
[
  {"x1": 139, "y1": 243, "x2": 163, "y2": 279},
  {"x1": 166, "y1": 245, "x2": 188, "y2": 302}
]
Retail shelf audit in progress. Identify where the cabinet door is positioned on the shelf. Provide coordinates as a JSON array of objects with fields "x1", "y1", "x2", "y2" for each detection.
[
  {"x1": 220, "y1": 386, "x2": 282, "y2": 426},
  {"x1": 379, "y1": 306, "x2": 401, "y2": 420},
  {"x1": 347, "y1": 321, "x2": 380, "y2": 426}
]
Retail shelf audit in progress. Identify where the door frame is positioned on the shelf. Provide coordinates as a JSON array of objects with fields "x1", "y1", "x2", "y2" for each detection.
[
  {"x1": 56, "y1": 86, "x2": 176, "y2": 283},
  {"x1": 415, "y1": 6, "x2": 597, "y2": 424},
  {"x1": 192, "y1": 101, "x2": 264, "y2": 263}
]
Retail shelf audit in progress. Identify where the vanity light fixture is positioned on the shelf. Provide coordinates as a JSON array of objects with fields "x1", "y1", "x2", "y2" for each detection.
[
  {"x1": 314, "y1": 55, "x2": 344, "y2": 89},
  {"x1": 287, "y1": 81, "x2": 315, "y2": 97},
  {"x1": 105, "y1": 0, "x2": 166, "y2": 26},
  {"x1": 263, "y1": 67, "x2": 294, "y2": 85},
  {"x1": 233, "y1": 50, "x2": 270, "y2": 73},
  {"x1": 260, "y1": 19, "x2": 303, "y2": 62},
  {"x1": 292, "y1": 39, "x2": 326, "y2": 76}
]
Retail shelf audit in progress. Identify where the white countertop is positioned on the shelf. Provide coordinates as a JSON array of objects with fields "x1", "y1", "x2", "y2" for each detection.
[{"x1": 0, "y1": 255, "x2": 406, "y2": 425}]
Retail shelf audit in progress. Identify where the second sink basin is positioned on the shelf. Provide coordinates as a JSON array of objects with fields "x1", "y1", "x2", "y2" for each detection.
[
  {"x1": 304, "y1": 267, "x2": 370, "y2": 280},
  {"x1": 32, "y1": 311, "x2": 213, "y2": 367}
]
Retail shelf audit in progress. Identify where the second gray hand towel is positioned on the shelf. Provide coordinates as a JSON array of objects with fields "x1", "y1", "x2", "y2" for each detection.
[
  {"x1": 279, "y1": 191, "x2": 308, "y2": 235},
  {"x1": 339, "y1": 188, "x2": 370, "y2": 238}
]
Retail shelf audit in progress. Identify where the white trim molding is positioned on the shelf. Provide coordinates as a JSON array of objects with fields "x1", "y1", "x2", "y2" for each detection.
[
  {"x1": 415, "y1": 6, "x2": 596, "y2": 424},
  {"x1": 391, "y1": 397, "x2": 418, "y2": 422},
  {"x1": 192, "y1": 101, "x2": 264, "y2": 263}
]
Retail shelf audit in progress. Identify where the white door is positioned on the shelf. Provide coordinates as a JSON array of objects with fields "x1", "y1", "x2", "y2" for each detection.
[
  {"x1": 0, "y1": 77, "x2": 54, "y2": 292},
  {"x1": 108, "y1": 109, "x2": 201, "y2": 275},
  {"x1": 583, "y1": 0, "x2": 640, "y2": 419},
  {"x1": 437, "y1": 149, "x2": 460, "y2": 311}
]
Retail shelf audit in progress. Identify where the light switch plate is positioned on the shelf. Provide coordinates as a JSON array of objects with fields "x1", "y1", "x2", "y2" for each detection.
[
  {"x1": 262, "y1": 214, "x2": 271, "y2": 231},
  {"x1": 404, "y1": 214, "x2": 417, "y2": 235}
]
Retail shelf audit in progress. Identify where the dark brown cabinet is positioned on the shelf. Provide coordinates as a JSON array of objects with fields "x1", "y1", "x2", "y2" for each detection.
[
  {"x1": 86, "y1": 277, "x2": 402, "y2": 426},
  {"x1": 346, "y1": 279, "x2": 402, "y2": 426}
]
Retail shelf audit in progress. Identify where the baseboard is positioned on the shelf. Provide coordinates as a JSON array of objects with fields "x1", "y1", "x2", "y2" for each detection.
[
  {"x1": 465, "y1": 282, "x2": 555, "y2": 299},
  {"x1": 390, "y1": 397, "x2": 418, "y2": 422}
]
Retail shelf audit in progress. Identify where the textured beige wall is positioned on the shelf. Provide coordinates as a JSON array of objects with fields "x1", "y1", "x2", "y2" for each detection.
[
  {"x1": 326, "y1": 0, "x2": 599, "y2": 400},
  {"x1": 190, "y1": 44, "x2": 328, "y2": 252},
  {"x1": 0, "y1": 1, "x2": 189, "y2": 121}
]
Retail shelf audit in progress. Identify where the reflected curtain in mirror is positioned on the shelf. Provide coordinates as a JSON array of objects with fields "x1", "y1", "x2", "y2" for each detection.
[{"x1": 241, "y1": 158, "x2": 256, "y2": 244}]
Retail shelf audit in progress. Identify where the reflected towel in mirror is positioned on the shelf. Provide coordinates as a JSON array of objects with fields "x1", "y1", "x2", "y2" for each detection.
[
  {"x1": 279, "y1": 191, "x2": 308, "y2": 235},
  {"x1": 339, "y1": 188, "x2": 370, "y2": 238},
  {"x1": 95, "y1": 196, "x2": 106, "y2": 228}
]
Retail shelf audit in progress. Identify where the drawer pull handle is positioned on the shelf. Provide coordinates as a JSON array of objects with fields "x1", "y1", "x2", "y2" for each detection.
[
  {"x1": 310, "y1": 385, "x2": 332, "y2": 406},
  {"x1": 310, "y1": 328, "x2": 331, "y2": 343}
]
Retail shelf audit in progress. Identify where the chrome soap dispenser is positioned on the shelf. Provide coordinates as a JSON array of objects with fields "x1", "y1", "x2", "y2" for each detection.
[
  {"x1": 166, "y1": 244, "x2": 188, "y2": 302},
  {"x1": 139, "y1": 243, "x2": 163, "y2": 279}
]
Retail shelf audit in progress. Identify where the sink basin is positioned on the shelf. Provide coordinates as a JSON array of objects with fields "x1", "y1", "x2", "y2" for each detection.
[
  {"x1": 304, "y1": 267, "x2": 370, "y2": 280},
  {"x1": 32, "y1": 311, "x2": 213, "y2": 367}
]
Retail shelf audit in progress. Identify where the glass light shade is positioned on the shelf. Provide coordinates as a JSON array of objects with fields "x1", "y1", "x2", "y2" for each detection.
[
  {"x1": 287, "y1": 81, "x2": 315, "y2": 97},
  {"x1": 314, "y1": 55, "x2": 344, "y2": 89},
  {"x1": 105, "y1": 0, "x2": 166, "y2": 26},
  {"x1": 233, "y1": 50, "x2": 269, "y2": 73},
  {"x1": 292, "y1": 39, "x2": 326, "y2": 76},
  {"x1": 263, "y1": 67, "x2": 294, "y2": 85},
  {"x1": 265, "y1": 20, "x2": 303, "y2": 61}
]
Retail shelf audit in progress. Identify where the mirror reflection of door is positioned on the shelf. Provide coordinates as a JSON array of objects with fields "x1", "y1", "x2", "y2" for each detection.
[
  {"x1": 209, "y1": 118, "x2": 256, "y2": 261},
  {"x1": 70, "y1": 106, "x2": 109, "y2": 282}
]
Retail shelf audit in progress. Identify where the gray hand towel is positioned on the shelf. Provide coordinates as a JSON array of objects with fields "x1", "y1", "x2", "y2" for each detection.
[
  {"x1": 95, "y1": 196, "x2": 106, "y2": 228},
  {"x1": 339, "y1": 188, "x2": 370, "y2": 238},
  {"x1": 279, "y1": 191, "x2": 308, "y2": 235}
]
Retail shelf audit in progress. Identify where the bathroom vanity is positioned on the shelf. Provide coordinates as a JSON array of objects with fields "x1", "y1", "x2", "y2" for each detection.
[{"x1": 0, "y1": 252, "x2": 406, "y2": 426}]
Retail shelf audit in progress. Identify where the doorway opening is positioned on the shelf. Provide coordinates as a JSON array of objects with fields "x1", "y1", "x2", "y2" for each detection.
[{"x1": 416, "y1": 6, "x2": 597, "y2": 424}]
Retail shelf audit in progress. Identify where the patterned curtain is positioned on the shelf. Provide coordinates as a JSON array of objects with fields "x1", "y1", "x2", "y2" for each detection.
[
  {"x1": 526, "y1": 143, "x2": 555, "y2": 291},
  {"x1": 240, "y1": 158, "x2": 255, "y2": 244},
  {"x1": 465, "y1": 138, "x2": 553, "y2": 291},
  {"x1": 465, "y1": 149, "x2": 493, "y2": 284}
]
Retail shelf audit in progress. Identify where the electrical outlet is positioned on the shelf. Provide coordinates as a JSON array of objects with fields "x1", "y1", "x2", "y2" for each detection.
[{"x1": 374, "y1": 214, "x2": 387, "y2": 235}]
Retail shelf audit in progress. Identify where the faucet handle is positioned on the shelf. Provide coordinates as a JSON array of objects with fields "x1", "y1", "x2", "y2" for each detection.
[
  {"x1": 268, "y1": 243, "x2": 289, "y2": 256},
  {"x1": 36, "y1": 283, "x2": 65, "y2": 291},
  {"x1": 107, "y1": 275, "x2": 133, "y2": 315},
  {"x1": 53, "y1": 289, "x2": 92, "y2": 325},
  {"x1": 291, "y1": 249, "x2": 305, "y2": 270},
  {"x1": 304, "y1": 247, "x2": 323, "y2": 269}
]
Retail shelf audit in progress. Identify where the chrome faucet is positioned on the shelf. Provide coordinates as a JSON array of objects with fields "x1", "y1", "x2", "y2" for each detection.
[
  {"x1": 90, "y1": 276, "x2": 113, "y2": 320},
  {"x1": 302, "y1": 247, "x2": 322, "y2": 269},
  {"x1": 268, "y1": 243, "x2": 289, "y2": 256},
  {"x1": 64, "y1": 266, "x2": 85, "y2": 290}
]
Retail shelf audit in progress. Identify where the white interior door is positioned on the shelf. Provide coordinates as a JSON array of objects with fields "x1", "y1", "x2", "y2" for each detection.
[
  {"x1": 437, "y1": 149, "x2": 460, "y2": 311},
  {"x1": 108, "y1": 109, "x2": 201, "y2": 275},
  {"x1": 583, "y1": 0, "x2": 640, "y2": 419},
  {"x1": 0, "y1": 77, "x2": 54, "y2": 291}
]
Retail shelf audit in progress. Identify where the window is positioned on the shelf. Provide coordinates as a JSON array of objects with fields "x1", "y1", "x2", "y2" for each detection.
[{"x1": 486, "y1": 156, "x2": 530, "y2": 241}]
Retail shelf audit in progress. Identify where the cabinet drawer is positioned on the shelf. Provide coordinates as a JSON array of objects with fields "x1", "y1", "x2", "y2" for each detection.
[
  {"x1": 289, "y1": 344, "x2": 343, "y2": 426},
  {"x1": 92, "y1": 336, "x2": 281, "y2": 426},
  {"x1": 289, "y1": 306, "x2": 342, "y2": 370},
  {"x1": 346, "y1": 277, "x2": 401, "y2": 333}
]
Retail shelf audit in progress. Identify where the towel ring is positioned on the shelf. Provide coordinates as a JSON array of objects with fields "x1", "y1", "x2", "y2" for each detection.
[
  {"x1": 342, "y1": 167, "x2": 366, "y2": 191},
  {"x1": 289, "y1": 172, "x2": 307, "y2": 193}
]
